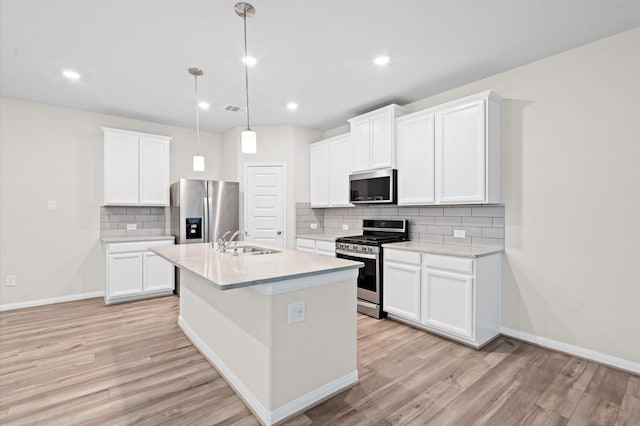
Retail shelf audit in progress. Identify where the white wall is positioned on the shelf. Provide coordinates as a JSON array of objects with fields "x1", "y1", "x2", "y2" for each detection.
[
  {"x1": 0, "y1": 98, "x2": 224, "y2": 306},
  {"x1": 394, "y1": 28, "x2": 638, "y2": 363},
  {"x1": 223, "y1": 125, "x2": 321, "y2": 250}
]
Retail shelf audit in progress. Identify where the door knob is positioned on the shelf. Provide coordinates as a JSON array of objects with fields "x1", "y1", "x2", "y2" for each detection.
[{"x1": 276, "y1": 230, "x2": 282, "y2": 235}]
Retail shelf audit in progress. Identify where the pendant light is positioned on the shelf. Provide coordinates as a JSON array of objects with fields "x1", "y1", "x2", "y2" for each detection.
[
  {"x1": 235, "y1": 2, "x2": 257, "y2": 154},
  {"x1": 189, "y1": 67, "x2": 206, "y2": 171}
]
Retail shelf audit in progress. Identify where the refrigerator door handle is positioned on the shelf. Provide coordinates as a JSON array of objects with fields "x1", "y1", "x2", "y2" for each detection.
[{"x1": 203, "y1": 187, "x2": 209, "y2": 244}]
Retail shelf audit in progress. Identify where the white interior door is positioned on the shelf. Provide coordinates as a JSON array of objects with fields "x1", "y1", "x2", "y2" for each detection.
[{"x1": 245, "y1": 165, "x2": 285, "y2": 249}]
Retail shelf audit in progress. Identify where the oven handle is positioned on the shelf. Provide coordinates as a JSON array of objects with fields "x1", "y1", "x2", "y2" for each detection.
[{"x1": 336, "y1": 249, "x2": 377, "y2": 260}]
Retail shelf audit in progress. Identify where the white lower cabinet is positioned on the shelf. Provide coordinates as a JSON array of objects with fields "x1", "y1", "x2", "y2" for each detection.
[
  {"x1": 383, "y1": 248, "x2": 501, "y2": 348},
  {"x1": 296, "y1": 238, "x2": 336, "y2": 257},
  {"x1": 107, "y1": 253, "x2": 143, "y2": 298},
  {"x1": 383, "y1": 260, "x2": 421, "y2": 322},
  {"x1": 422, "y1": 269, "x2": 474, "y2": 340},
  {"x1": 105, "y1": 240, "x2": 175, "y2": 304}
]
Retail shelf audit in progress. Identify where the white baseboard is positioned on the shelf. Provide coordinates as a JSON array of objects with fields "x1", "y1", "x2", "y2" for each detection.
[
  {"x1": 500, "y1": 327, "x2": 639, "y2": 375},
  {"x1": 0, "y1": 291, "x2": 105, "y2": 312},
  {"x1": 178, "y1": 315, "x2": 358, "y2": 425}
]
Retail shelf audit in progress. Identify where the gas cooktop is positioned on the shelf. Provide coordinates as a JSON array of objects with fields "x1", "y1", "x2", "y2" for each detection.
[{"x1": 335, "y1": 219, "x2": 409, "y2": 247}]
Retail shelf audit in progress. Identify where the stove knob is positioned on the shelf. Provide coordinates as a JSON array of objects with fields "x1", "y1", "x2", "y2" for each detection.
[{"x1": 367, "y1": 247, "x2": 373, "y2": 253}]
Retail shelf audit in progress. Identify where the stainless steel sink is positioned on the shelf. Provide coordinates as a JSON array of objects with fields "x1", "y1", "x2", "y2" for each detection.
[{"x1": 231, "y1": 246, "x2": 281, "y2": 255}]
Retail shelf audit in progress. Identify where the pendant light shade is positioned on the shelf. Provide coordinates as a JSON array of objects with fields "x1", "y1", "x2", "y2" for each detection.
[
  {"x1": 241, "y1": 130, "x2": 256, "y2": 154},
  {"x1": 189, "y1": 67, "x2": 205, "y2": 171},
  {"x1": 236, "y1": 2, "x2": 256, "y2": 154},
  {"x1": 192, "y1": 155, "x2": 205, "y2": 171}
]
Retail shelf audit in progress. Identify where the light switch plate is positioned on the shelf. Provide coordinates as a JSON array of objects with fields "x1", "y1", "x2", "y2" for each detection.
[
  {"x1": 5, "y1": 275, "x2": 16, "y2": 287},
  {"x1": 126, "y1": 224, "x2": 137, "y2": 230},
  {"x1": 454, "y1": 229, "x2": 466, "y2": 238},
  {"x1": 310, "y1": 223, "x2": 318, "y2": 229},
  {"x1": 47, "y1": 201, "x2": 57, "y2": 211},
  {"x1": 342, "y1": 224, "x2": 349, "y2": 231}
]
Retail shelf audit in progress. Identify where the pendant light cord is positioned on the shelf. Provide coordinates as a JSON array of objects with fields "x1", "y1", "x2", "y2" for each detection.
[
  {"x1": 194, "y1": 73, "x2": 201, "y2": 155},
  {"x1": 243, "y1": 8, "x2": 251, "y2": 131}
]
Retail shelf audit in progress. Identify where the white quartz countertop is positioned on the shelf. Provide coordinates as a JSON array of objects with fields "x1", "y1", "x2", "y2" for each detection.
[
  {"x1": 151, "y1": 243, "x2": 363, "y2": 290},
  {"x1": 101, "y1": 235, "x2": 175, "y2": 243},
  {"x1": 295, "y1": 234, "x2": 339, "y2": 242},
  {"x1": 382, "y1": 241, "x2": 503, "y2": 258}
]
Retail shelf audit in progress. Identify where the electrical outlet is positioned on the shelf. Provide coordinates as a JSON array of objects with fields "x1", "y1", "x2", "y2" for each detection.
[
  {"x1": 288, "y1": 301, "x2": 305, "y2": 324},
  {"x1": 126, "y1": 223, "x2": 137, "y2": 230},
  {"x1": 342, "y1": 224, "x2": 349, "y2": 231},
  {"x1": 453, "y1": 229, "x2": 466, "y2": 238},
  {"x1": 310, "y1": 223, "x2": 318, "y2": 229},
  {"x1": 5, "y1": 275, "x2": 16, "y2": 287},
  {"x1": 47, "y1": 201, "x2": 57, "y2": 211}
]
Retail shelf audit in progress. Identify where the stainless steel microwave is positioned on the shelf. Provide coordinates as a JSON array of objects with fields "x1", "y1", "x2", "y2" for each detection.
[{"x1": 349, "y1": 169, "x2": 397, "y2": 204}]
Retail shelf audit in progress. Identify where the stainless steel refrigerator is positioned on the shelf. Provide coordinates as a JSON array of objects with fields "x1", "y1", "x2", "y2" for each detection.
[
  {"x1": 170, "y1": 179, "x2": 239, "y2": 293},
  {"x1": 170, "y1": 179, "x2": 240, "y2": 245}
]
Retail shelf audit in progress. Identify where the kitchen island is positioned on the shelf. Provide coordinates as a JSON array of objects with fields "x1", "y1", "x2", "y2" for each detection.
[{"x1": 151, "y1": 243, "x2": 362, "y2": 425}]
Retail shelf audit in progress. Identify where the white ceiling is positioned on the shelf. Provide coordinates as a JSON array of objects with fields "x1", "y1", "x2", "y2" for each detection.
[{"x1": 1, "y1": 1, "x2": 639, "y2": 134}]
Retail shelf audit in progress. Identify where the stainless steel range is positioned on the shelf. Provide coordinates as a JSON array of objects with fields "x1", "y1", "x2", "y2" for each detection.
[{"x1": 335, "y1": 219, "x2": 409, "y2": 319}]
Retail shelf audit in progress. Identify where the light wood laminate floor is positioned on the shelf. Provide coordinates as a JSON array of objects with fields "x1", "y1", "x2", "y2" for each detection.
[{"x1": 0, "y1": 296, "x2": 638, "y2": 425}]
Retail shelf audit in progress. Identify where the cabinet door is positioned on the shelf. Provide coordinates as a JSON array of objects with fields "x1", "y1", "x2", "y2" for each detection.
[
  {"x1": 104, "y1": 133, "x2": 139, "y2": 204},
  {"x1": 383, "y1": 261, "x2": 421, "y2": 322},
  {"x1": 370, "y1": 110, "x2": 394, "y2": 170},
  {"x1": 422, "y1": 269, "x2": 474, "y2": 339},
  {"x1": 107, "y1": 253, "x2": 143, "y2": 297},
  {"x1": 310, "y1": 142, "x2": 331, "y2": 207},
  {"x1": 350, "y1": 119, "x2": 371, "y2": 172},
  {"x1": 396, "y1": 112, "x2": 435, "y2": 205},
  {"x1": 315, "y1": 240, "x2": 336, "y2": 257},
  {"x1": 142, "y1": 252, "x2": 174, "y2": 292},
  {"x1": 329, "y1": 136, "x2": 352, "y2": 206},
  {"x1": 435, "y1": 98, "x2": 487, "y2": 203},
  {"x1": 139, "y1": 137, "x2": 169, "y2": 205}
]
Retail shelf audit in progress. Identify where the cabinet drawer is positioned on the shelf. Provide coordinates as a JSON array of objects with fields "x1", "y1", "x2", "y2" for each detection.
[
  {"x1": 423, "y1": 253, "x2": 473, "y2": 274},
  {"x1": 106, "y1": 240, "x2": 173, "y2": 254},
  {"x1": 315, "y1": 240, "x2": 335, "y2": 254},
  {"x1": 296, "y1": 238, "x2": 316, "y2": 249},
  {"x1": 384, "y1": 248, "x2": 421, "y2": 265}
]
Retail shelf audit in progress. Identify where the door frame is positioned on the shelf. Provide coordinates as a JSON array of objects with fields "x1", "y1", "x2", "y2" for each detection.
[{"x1": 243, "y1": 163, "x2": 287, "y2": 248}]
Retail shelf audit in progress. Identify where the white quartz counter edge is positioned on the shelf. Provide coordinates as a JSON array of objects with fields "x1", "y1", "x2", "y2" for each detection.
[
  {"x1": 382, "y1": 241, "x2": 503, "y2": 258},
  {"x1": 101, "y1": 235, "x2": 175, "y2": 243},
  {"x1": 296, "y1": 234, "x2": 339, "y2": 242},
  {"x1": 151, "y1": 243, "x2": 363, "y2": 291}
]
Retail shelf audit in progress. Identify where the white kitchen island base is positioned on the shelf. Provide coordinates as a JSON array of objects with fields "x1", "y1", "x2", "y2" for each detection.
[{"x1": 177, "y1": 268, "x2": 358, "y2": 425}]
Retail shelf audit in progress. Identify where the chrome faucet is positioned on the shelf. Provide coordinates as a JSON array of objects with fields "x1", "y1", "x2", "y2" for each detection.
[
  {"x1": 216, "y1": 231, "x2": 232, "y2": 252},
  {"x1": 229, "y1": 229, "x2": 247, "y2": 255}
]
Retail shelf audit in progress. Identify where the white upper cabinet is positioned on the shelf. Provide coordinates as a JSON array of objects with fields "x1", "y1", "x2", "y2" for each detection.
[
  {"x1": 395, "y1": 91, "x2": 501, "y2": 205},
  {"x1": 435, "y1": 91, "x2": 501, "y2": 204},
  {"x1": 349, "y1": 105, "x2": 407, "y2": 173},
  {"x1": 396, "y1": 110, "x2": 436, "y2": 205},
  {"x1": 309, "y1": 134, "x2": 353, "y2": 208},
  {"x1": 139, "y1": 136, "x2": 170, "y2": 205},
  {"x1": 310, "y1": 142, "x2": 331, "y2": 207},
  {"x1": 329, "y1": 135, "x2": 352, "y2": 206},
  {"x1": 103, "y1": 127, "x2": 171, "y2": 206},
  {"x1": 104, "y1": 131, "x2": 140, "y2": 204}
]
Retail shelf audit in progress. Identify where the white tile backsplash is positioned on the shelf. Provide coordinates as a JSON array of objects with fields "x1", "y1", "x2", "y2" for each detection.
[
  {"x1": 296, "y1": 202, "x2": 505, "y2": 248},
  {"x1": 100, "y1": 206, "x2": 167, "y2": 238}
]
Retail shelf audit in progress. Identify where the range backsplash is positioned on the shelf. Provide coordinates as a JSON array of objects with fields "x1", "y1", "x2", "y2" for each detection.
[
  {"x1": 296, "y1": 202, "x2": 504, "y2": 248},
  {"x1": 100, "y1": 206, "x2": 167, "y2": 238}
]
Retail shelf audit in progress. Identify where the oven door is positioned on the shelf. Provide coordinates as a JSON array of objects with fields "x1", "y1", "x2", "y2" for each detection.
[{"x1": 336, "y1": 250, "x2": 380, "y2": 304}]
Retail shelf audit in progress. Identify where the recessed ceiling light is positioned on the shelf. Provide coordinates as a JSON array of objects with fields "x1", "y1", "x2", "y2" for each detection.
[
  {"x1": 286, "y1": 102, "x2": 298, "y2": 111},
  {"x1": 374, "y1": 56, "x2": 390, "y2": 66},
  {"x1": 198, "y1": 101, "x2": 210, "y2": 109},
  {"x1": 62, "y1": 70, "x2": 81, "y2": 80},
  {"x1": 242, "y1": 56, "x2": 257, "y2": 66}
]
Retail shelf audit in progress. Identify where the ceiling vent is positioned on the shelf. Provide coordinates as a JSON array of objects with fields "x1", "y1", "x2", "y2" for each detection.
[{"x1": 224, "y1": 104, "x2": 245, "y2": 113}]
